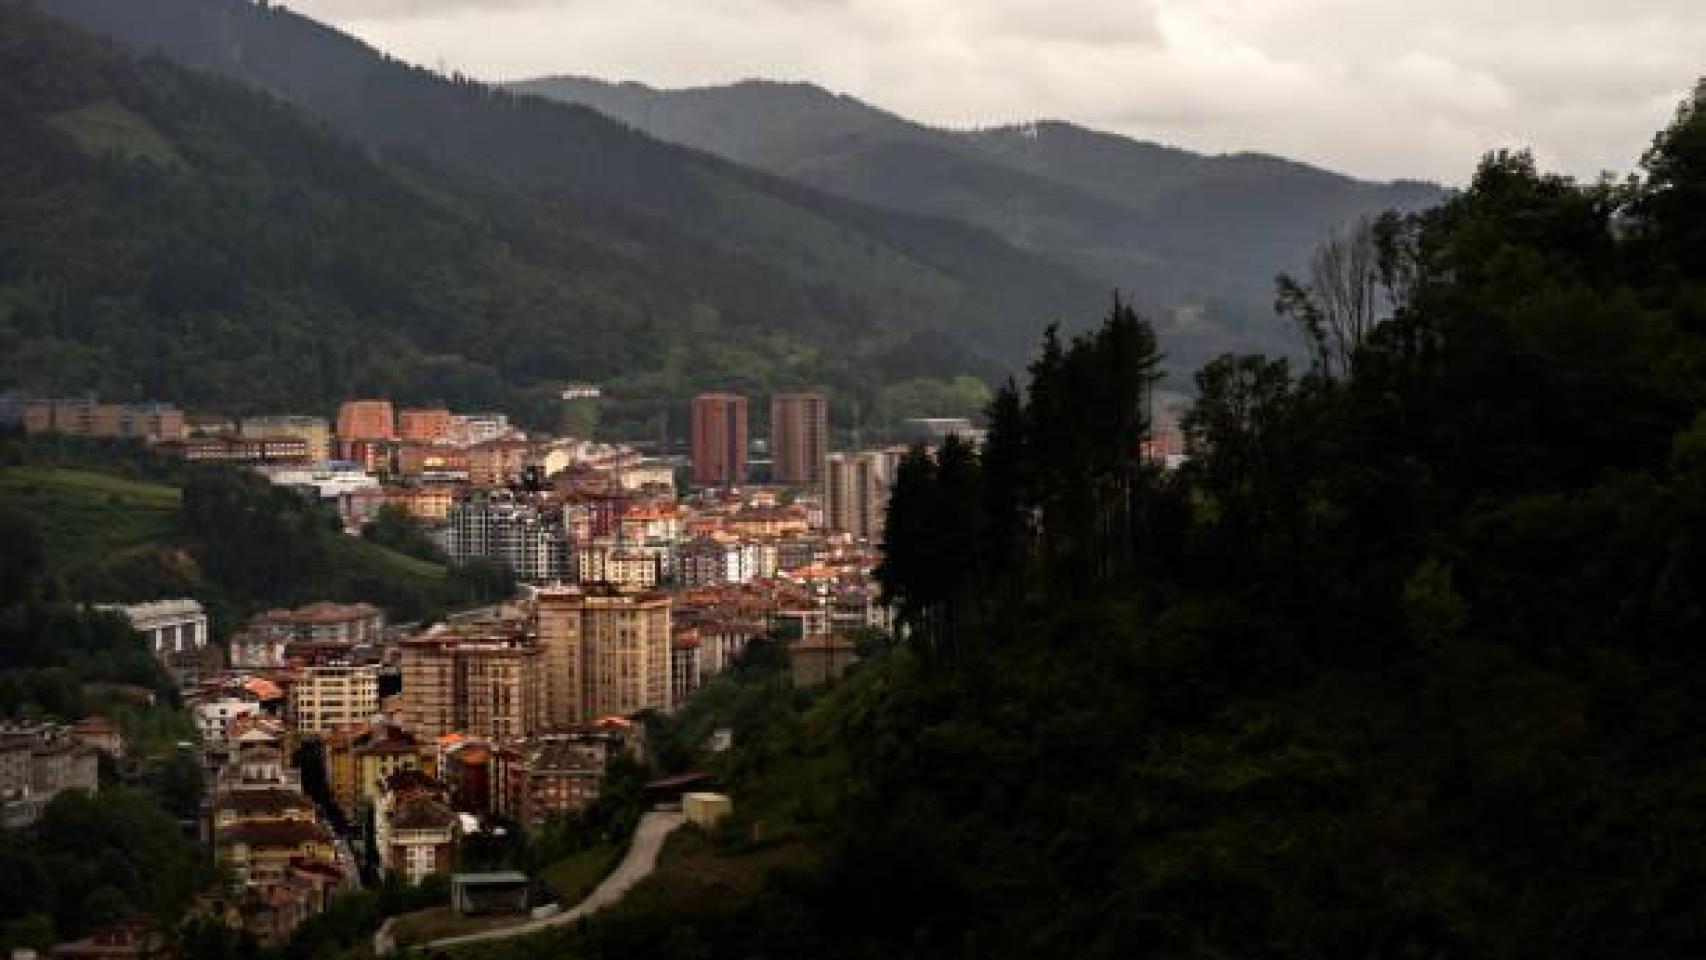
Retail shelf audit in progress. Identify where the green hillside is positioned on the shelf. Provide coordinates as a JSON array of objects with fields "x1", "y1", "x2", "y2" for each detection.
[
  {"x1": 509, "y1": 77, "x2": 1444, "y2": 374},
  {"x1": 0, "y1": 442, "x2": 502, "y2": 628},
  {"x1": 0, "y1": 467, "x2": 180, "y2": 576},
  {"x1": 12, "y1": 1, "x2": 1105, "y2": 433}
]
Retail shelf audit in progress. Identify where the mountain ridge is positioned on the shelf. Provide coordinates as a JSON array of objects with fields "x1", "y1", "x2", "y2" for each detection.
[
  {"x1": 509, "y1": 74, "x2": 1447, "y2": 370},
  {"x1": 16, "y1": 0, "x2": 1115, "y2": 430}
]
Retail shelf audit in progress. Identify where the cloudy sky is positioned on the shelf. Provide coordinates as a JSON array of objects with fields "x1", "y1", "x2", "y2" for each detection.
[{"x1": 287, "y1": 0, "x2": 1703, "y2": 184}]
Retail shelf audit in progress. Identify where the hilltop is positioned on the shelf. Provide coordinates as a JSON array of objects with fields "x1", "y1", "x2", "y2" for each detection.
[
  {"x1": 16, "y1": 0, "x2": 1107, "y2": 433},
  {"x1": 510, "y1": 76, "x2": 1445, "y2": 372}
]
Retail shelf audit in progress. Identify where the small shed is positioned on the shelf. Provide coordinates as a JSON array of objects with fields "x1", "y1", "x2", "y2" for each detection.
[
  {"x1": 683, "y1": 792, "x2": 733, "y2": 829},
  {"x1": 451, "y1": 872, "x2": 530, "y2": 916}
]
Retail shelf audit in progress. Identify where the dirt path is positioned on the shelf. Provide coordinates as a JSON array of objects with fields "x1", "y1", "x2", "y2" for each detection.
[{"x1": 421, "y1": 809, "x2": 686, "y2": 952}]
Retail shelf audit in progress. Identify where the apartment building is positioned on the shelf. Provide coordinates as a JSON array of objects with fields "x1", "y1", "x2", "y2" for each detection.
[
  {"x1": 399, "y1": 630, "x2": 542, "y2": 743},
  {"x1": 690, "y1": 393, "x2": 748, "y2": 488},
  {"x1": 289, "y1": 664, "x2": 380, "y2": 734},
  {"x1": 20, "y1": 398, "x2": 186, "y2": 442},
  {"x1": 770, "y1": 392, "x2": 829, "y2": 488},
  {"x1": 827, "y1": 449, "x2": 902, "y2": 542},
  {"x1": 534, "y1": 585, "x2": 673, "y2": 728},
  {"x1": 335, "y1": 400, "x2": 396, "y2": 442},
  {"x1": 445, "y1": 491, "x2": 570, "y2": 582},
  {"x1": 251, "y1": 603, "x2": 385, "y2": 644},
  {"x1": 397, "y1": 408, "x2": 452, "y2": 443},
  {"x1": 97, "y1": 598, "x2": 209, "y2": 658},
  {"x1": 240, "y1": 415, "x2": 332, "y2": 462}
]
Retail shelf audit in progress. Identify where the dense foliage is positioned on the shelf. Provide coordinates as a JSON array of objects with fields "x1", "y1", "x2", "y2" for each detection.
[
  {"x1": 6, "y1": 1, "x2": 1100, "y2": 435},
  {"x1": 175, "y1": 467, "x2": 514, "y2": 625},
  {"x1": 456, "y1": 85, "x2": 1706, "y2": 960},
  {"x1": 361, "y1": 505, "x2": 448, "y2": 564},
  {"x1": 0, "y1": 787, "x2": 218, "y2": 955},
  {"x1": 0, "y1": 498, "x2": 177, "y2": 714}
]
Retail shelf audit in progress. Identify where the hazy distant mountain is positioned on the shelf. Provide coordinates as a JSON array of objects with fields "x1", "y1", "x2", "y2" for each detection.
[
  {"x1": 28, "y1": 0, "x2": 1108, "y2": 430},
  {"x1": 511, "y1": 77, "x2": 1447, "y2": 371}
]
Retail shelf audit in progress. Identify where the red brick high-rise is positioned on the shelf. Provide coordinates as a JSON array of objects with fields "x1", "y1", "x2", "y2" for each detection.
[
  {"x1": 690, "y1": 393, "x2": 748, "y2": 488},
  {"x1": 397, "y1": 408, "x2": 451, "y2": 443},
  {"x1": 335, "y1": 400, "x2": 396, "y2": 442},
  {"x1": 771, "y1": 392, "x2": 828, "y2": 489}
]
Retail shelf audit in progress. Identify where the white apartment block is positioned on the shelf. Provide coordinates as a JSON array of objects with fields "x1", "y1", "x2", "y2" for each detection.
[
  {"x1": 446, "y1": 492, "x2": 570, "y2": 582},
  {"x1": 97, "y1": 598, "x2": 208, "y2": 657}
]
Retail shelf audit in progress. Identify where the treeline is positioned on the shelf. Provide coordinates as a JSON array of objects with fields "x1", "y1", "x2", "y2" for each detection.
[
  {"x1": 0, "y1": 502, "x2": 176, "y2": 715},
  {"x1": 2, "y1": 435, "x2": 515, "y2": 633},
  {"x1": 850, "y1": 82, "x2": 1706, "y2": 958},
  {"x1": 173, "y1": 467, "x2": 514, "y2": 626},
  {"x1": 461, "y1": 84, "x2": 1706, "y2": 960},
  {"x1": 0, "y1": 787, "x2": 220, "y2": 956},
  {"x1": 2, "y1": 3, "x2": 1074, "y2": 435}
]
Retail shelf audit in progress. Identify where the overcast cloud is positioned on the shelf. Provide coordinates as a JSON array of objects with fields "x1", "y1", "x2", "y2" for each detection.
[{"x1": 286, "y1": 0, "x2": 1705, "y2": 184}]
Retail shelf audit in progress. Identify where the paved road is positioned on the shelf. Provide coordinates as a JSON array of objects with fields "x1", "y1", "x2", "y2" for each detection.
[{"x1": 423, "y1": 810, "x2": 686, "y2": 952}]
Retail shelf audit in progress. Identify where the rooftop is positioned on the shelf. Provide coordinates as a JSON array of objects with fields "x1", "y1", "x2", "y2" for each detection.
[
  {"x1": 452, "y1": 871, "x2": 530, "y2": 885},
  {"x1": 216, "y1": 819, "x2": 332, "y2": 848}
]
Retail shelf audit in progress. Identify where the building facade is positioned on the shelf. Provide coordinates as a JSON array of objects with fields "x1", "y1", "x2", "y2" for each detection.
[
  {"x1": 826, "y1": 449, "x2": 900, "y2": 542},
  {"x1": 534, "y1": 585, "x2": 673, "y2": 728},
  {"x1": 770, "y1": 392, "x2": 829, "y2": 488},
  {"x1": 445, "y1": 491, "x2": 571, "y2": 582},
  {"x1": 289, "y1": 664, "x2": 380, "y2": 734},
  {"x1": 240, "y1": 415, "x2": 332, "y2": 462},
  {"x1": 690, "y1": 393, "x2": 748, "y2": 488},
  {"x1": 20, "y1": 398, "x2": 186, "y2": 442},
  {"x1": 335, "y1": 400, "x2": 396, "y2": 443},
  {"x1": 510, "y1": 734, "x2": 612, "y2": 825},
  {"x1": 98, "y1": 598, "x2": 208, "y2": 656},
  {"x1": 399, "y1": 632, "x2": 542, "y2": 742},
  {"x1": 397, "y1": 408, "x2": 452, "y2": 443},
  {"x1": 0, "y1": 724, "x2": 99, "y2": 828}
]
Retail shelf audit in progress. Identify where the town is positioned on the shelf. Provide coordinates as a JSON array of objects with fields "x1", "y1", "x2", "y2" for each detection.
[{"x1": 1, "y1": 389, "x2": 1002, "y2": 954}]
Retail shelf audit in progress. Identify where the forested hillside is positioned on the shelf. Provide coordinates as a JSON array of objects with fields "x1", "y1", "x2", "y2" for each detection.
[
  {"x1": 510, "y1": 76, "x2": 1443, "y2": 374},
  {"x1": 465, "y1": 84, "x2": 1706, "y2": 959},
  {"x1": 16, "y1": 0, "x2": 1104, "y2": 432}
]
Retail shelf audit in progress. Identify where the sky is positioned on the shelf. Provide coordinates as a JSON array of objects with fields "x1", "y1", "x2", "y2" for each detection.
[{"x1": 286, "y1": 0, "x2": 1704, "y2": 184}]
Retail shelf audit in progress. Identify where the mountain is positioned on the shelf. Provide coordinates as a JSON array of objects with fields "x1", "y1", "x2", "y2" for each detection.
[
  {"x1": 510, "y1": 77, "x2": 1447, "y2": 371},
  {"x1": 12, "y1": 0, "x2": 1107, "y2": 433}
]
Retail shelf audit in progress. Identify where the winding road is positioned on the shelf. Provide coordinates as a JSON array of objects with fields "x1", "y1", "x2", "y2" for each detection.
[{"x1": 421, "y1": 809, "x2": 686, "y2": 952}]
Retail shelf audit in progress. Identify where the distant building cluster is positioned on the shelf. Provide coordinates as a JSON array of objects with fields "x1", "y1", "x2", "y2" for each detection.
[{"x1": 5, "y1": 382, "x2": 1008, "y2": 944}]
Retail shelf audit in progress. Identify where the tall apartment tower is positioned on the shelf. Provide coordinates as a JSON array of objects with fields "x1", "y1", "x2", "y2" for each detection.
[
  {"x1": 690, "y1": 393, "x2": 748, "y2": 488},
  {"x1": 535, "y1": 585, "x2": 673, "y2": 728},
  {"x1": 398, "y1": 631, "x2": 541, "y2": 742},
  {"x1": 827, "y1": 449, "x2": 900, "y2": 541},
  {"x1": 336, "y1": 400, "x2": 396, "y2": 442},
  {"x1": 771, "y1": 392, "x2": 829, "y2": 488},
  {"x1": 290, "y1": 664, "x2": 380, "y2": 734}
]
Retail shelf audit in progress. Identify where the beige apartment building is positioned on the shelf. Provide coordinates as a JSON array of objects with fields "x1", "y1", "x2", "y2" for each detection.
[
  {"x1": 21, "y1": 398, "x2": 186, "y2": 442},
  {"x1": 240, "y1": 415, "x2": 332, "y2": 462},
  {"x1": 535, "y1": 585, "x2": 673, "y2": 728},
  {"x1": 399, "y1": 631, "x2": 541, "y2": 743},
  {"x1": 827, "y1": 449, "x2": 902, "y2": 542},
  {"x1": 289, "y1": 664, "x2": 380, "y2": 733}
]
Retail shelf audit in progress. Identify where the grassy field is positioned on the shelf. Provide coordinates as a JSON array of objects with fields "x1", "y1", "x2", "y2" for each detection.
[
  {"x1": 389, "y1": 906, "x2": 530, "y2": 947},
  {"x1": 0, "y1": 466, "x2": 181, "y2": 573},
  {"x1": 610, "y1": 827, "x2": 816, "y2": 918},
  {"x1": 541, "y1": 841, "x2": 624, "y2": 906},
  {"x1": 329, "y1": 533, "x2": 448, "y2": 581},
  {"x1": 47, "y1": 99, "x2": 186, "y2": 168}
]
